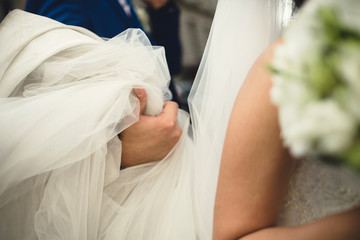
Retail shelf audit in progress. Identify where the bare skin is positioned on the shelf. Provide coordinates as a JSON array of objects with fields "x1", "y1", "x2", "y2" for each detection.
[
  {"x1": 213, "y1": 38, "x2": 295, "y2": 240},
  {"x1": 213, "y1": 38, "x2": 360, "y2": 240},
  {"x1": 119, "y1": 88, "x2": 181, "y2": 168},
  {"x1": 240, "y1": 206, "x2": 360, "y2": 240}
]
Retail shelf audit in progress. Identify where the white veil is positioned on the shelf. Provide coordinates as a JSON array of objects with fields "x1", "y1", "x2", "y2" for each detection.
[{"x1": 188, "y1": 0, "x2": 291, "y2": 237}]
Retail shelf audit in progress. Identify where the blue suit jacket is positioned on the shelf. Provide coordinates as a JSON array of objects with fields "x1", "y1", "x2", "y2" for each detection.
[
  {"x1": 25, "y1": 0, "x2": 181, "y2": 75},
  {"x1": 25, "y1": 0, "x2": 144, "y2": 38}
]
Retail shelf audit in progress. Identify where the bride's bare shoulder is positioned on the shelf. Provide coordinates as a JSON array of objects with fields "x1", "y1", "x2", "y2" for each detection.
[
  {"x1": 244, "y1": 37, "x2": 284, "y2": 86},
  {"x1": 257, "y1": 37, "x2": 284, "y2": 67}
]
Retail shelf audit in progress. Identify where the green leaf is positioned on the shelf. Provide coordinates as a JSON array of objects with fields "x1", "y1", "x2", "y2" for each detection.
[
  {"x1": 343, "y1": 139, "x2": 360, "y2": 172},
  {"x1": 266, "y1": 64, "x2": 280, "y2": 74}
]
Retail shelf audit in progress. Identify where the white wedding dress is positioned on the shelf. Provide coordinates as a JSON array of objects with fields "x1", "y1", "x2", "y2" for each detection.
[{"x1": 0, "y1": 1, "x2": 359, "y2": 240}]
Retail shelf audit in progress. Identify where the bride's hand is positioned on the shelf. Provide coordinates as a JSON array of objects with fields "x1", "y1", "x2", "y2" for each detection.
[{"x1": 119, "y1": 88, "x2": 182, "y2": 168}]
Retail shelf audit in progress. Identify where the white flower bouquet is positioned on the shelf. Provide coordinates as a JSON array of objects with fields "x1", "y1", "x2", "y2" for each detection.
[{"x1": 270, "y1": 0, "x2": 360, "y2": 171}]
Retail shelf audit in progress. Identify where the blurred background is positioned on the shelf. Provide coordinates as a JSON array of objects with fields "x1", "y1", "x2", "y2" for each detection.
[
  {"x1": 0, "y1": 0, "x2": 217, "y2": 110},
  {"x1": 1, "y1": 0, "x2": 26, "y2": 19}
]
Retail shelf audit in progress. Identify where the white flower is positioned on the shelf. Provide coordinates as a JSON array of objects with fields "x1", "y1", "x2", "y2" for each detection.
[
  {"x1": 283, "y1": 100, "x2": 356, "y2": 157},
  {"x1": 337, "y1": 44, "x2": 360, "y2": 120},
  {"x1": 271, "y1": 75, "x2": 315, "y2": 104},
  {"x1": 338, "y1": 44, "x2": 360, "y2": 91},
  {"x1": 271, "y1": 0, "x2": 360, "y2": 171}
]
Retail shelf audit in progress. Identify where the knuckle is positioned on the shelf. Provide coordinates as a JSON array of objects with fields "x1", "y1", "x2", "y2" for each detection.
[
  {"x1": 171, "y1": 101, "x2": 179, "y2": 109},
  {"x1": 165, "y1": 101, "x2": 179, "y2": 109},
  {"x1": 172, "y1": 128, "x2": 182, "y2": 141},
  {"x1": 163, "y1": 120, "x2": 176, "y2": 130}
]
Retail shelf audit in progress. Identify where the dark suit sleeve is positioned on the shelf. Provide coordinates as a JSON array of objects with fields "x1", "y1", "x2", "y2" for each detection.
[
  {"x1": 25, "y1": 0, "x2": 93, "y2": 30},
  {"x1": 147, "y1": 0, "x2": 182, "y2": 75}
]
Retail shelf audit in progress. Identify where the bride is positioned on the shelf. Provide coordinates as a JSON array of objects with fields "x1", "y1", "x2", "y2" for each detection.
[
  {"x1": 0, "y1": 0, "x2": 359, "y2": 239},
  {"x1": 213, "y1": 0, "x2": 360, "y2": 239}
]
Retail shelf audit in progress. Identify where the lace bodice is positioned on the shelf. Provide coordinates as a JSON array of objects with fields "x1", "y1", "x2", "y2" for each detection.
[{"x1": 278, "y1": 158, "x2": 360, "y2": 226}]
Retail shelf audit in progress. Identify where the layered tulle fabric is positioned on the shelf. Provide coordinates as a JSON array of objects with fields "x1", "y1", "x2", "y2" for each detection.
[
  {"x1": 0, "y1": 10, "x2": 196, "y2": 239},
  {"x1": 1, "y1": 3, "x2": 287, "y2": 238},
  {"x1": 1, "y1": 0, "x2": 360, "y2": 239}
]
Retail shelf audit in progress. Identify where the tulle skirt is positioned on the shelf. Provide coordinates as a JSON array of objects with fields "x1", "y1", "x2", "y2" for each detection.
[{"x1": 0, "y1": 10, "x2": 197, "y2": 239}]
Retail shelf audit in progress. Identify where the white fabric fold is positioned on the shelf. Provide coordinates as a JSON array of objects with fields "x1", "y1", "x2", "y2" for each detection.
[
  {"x1": 0, "y1": 2, "x2": 285, "y2": 239},
  {"x1": 1, "y1": 1, "x2": 359, "y2": 240},
  {"x1": 0, "y1": 10, "x2": 174, "y2": 239}
]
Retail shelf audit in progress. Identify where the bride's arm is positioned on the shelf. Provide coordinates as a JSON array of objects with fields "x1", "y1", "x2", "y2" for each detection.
[
  {"x1": 240, "y1": 206, "x2": 360, "y2": 240},
  {"x1": 213, "y1": 38, "x2": 295, "y2": 240}
]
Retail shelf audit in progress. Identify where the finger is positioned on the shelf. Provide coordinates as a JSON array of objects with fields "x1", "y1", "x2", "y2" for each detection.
[
  {"x1": 160, "y1": 101, "x2": 179, "y2": 121},
  {"x1": 133, "y1": 88, "x2": 147, "y2": 114}
]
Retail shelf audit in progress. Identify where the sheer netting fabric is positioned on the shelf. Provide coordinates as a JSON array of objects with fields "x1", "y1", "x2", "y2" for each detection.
[
  {"x1": 1, "y1": 0, "x2": 360, "y2": 239},
  {"x1": 0, "y1": 2, "x2": 284, "y2": 238},
  {"x1": 187, "y1": 0, "x2": 291, "y2": 237},
  {"x1": 0, "y1": 10, "x2": 195, "y2": 239}
]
